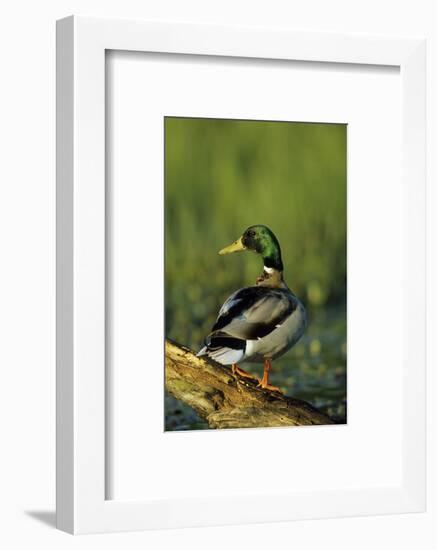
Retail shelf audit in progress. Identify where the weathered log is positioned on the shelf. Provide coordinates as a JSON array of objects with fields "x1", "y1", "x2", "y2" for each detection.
[{"x1": 165, "y1": 339, "x2": 333, "y2": 429}]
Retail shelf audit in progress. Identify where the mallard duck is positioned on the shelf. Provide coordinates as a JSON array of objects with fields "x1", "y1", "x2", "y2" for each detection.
[{"x1": 197, "y1": 225, "x2": 307, "y2": 392}]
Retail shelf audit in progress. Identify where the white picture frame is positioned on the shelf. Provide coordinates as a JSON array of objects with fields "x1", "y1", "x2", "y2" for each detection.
[{"x1": 56, "y1": 15, "x2": 426, "y2": 534}]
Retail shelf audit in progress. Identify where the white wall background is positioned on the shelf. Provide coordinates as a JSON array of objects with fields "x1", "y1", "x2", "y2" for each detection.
[{"x1": 0, "y1": 1, "x2": 435, "y2": 548}]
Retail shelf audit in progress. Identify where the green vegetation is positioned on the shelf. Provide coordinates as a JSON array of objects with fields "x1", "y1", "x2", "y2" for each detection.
[{"x1": 165, "y1": 117, "x2": 347, "y2": 429}]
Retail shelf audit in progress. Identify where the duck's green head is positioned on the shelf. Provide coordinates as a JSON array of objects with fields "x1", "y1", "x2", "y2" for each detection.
[{"x1": 219, "y1": 225, "x2": 284, "y2": 272}]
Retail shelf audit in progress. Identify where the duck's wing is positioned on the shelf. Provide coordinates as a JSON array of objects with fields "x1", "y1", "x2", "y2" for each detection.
[
  {"x1": 213, "y1": 287, "x2": 297, "y2": 340},
  {"x1": 197, "y1": 287, "x2": 297, "y2": 365}
]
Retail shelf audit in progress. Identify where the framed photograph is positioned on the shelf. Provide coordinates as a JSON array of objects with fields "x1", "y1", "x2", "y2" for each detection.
[
  {"x1": 56, "y1": 16, "x2": 426, "y2": 533},
  {"x1": 164, "y1": 116, "x2": 346, "y2": 431}
]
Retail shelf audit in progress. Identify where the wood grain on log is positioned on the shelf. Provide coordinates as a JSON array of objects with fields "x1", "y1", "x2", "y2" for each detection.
[{"x1": 165, "y1": 339, "x2": 333, "y2": 429}]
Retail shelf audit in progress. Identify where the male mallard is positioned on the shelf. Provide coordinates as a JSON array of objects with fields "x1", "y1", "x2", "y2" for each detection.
[{"x1": 197, "y1": 225, "x2": 307, "y2": 392}]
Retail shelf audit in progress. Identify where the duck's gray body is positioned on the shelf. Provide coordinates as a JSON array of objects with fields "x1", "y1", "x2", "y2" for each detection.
[{"x1": 197, "y1": 285, "x2": 307, "y2": 365}]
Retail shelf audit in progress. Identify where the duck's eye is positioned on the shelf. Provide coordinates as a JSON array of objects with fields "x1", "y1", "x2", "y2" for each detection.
[{"x1": 247, "y1": 230, "x2": 255, "y2": 238}]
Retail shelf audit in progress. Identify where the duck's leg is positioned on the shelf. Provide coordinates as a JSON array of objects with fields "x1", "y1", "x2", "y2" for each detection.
[
  {"x1": 231, "y1": 363, "x2": 257, "y2": 380},
  {"x1": 257, "y1": 359, "x2": 282, "y2": 393}
]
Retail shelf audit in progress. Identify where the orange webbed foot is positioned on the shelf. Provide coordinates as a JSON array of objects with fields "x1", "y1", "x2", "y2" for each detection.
[
  {"x1": 256, "y1": 359, "x2": 283, "y2": 393},
  {"x1": 231, "y1": 364, "x2": 257, "y2": 381},
  {"x1": 256, "y1": 380, "x2": 283, "y2": 393}
]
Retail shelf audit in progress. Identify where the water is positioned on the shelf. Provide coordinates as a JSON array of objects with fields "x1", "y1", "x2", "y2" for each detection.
[{"x1": 165, "y1": 305, "x2": 347, "y2": 430}]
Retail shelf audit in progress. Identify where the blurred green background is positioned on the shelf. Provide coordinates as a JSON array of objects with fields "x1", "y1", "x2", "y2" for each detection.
[{"x1": 164, "y1": 117, "x2": 347, "y2": 430}]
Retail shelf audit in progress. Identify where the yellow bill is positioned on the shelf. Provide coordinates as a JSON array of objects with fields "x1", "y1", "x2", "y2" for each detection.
[{"x1": 218, "y1": 236, "x2": 246, "y2": 255}]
